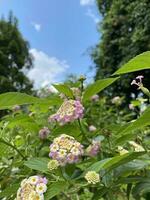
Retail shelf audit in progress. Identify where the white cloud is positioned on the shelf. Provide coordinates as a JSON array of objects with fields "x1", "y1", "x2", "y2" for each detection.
[
  {"x1": 28, "y1": 49, "x2": 69, "y2": 89},
  {"x1": 80, "y1": 0, "x2": 95, "y2": 6},
  {"x1": 86, "y1": 8, "x2": 99, "y2": 23},
  {"x1": 31, "y1": 22, "x2": 41, "y2": 32}
]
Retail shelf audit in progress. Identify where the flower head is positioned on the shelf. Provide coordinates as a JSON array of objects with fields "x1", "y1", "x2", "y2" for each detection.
[
  {"x1": 128, "y1": 141, "x2": 145, "y2": 152},
  {"x1": 36, "y1": 183, "x2": 47, "y2": 194},
  {"x1": 49, "y1": 134, "x2": 84, "y2": 165},
  {"x1": 129, "y1": 103, "x2": 134, "y2": 110},
  {"x1": 16, "y1": 176, "x2": 47, "y2": 200},
  {"x1": 111, "y1": 96, "x2": 122, "y2": 105},
  {"x1": 131, "y1": 75, "x2": 144, "y2": 88},
  {"x1": 85, "y1": 171, "x2": 100, "y2": 184},
  {"x1": 39, "y1": 127, "x2": 50, "y2": 140},
  {"x1": 49, "y1": 100, "x2": 84, "y2": 125},
  {"x1": 28, "y1": 176, "x2": 39, "y2": 185},
  {"x1": 89, "y1": 125, "x2": 97, "y2": 132},
  {"x1": 47, "y1": 160, "x2": 59, "y2": 170},
  {"x1": 86, "y1": 141, "x2": 100, "y2": 157}
]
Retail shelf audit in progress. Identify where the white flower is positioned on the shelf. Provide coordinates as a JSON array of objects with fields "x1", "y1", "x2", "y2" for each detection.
[
  {"x1": 70, "y1": 147, "x2": 80, "y2": 156},
  {"x1": 29, "y1": 191, "x2": 44, "y2": 200},
  {"x1": 36, "y1": 183, "x2": 47, "y2": 194},
  {"x1": 28, "y1": 176, "x2": 39, "y2": 185}
]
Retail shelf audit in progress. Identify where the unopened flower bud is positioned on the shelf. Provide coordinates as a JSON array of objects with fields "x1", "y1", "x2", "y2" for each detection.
[
  {"x1": 86, "y1": 141, "x2": 100, "y2": 157},
  {"x1": 85, "y1": 171, "x2": 100, "y2": 184},
  {"x1": 89, "y1": 125, "x2": 97, "y2": 132},
  {"x1": 39, "y1": 127, "x2": 50, "y2": 140},
  {"x1": 78, "y1": 75, "x2": 86, "y2": 81},
  {"x1": 12, "y1": 105, "x2": 21, "y2": 112},
  {"x1": 47, "y1": 160, "x2": 59, "y2": 170},
  {"x1": 91, "y1": 94, "x2": 99, "y2": 102},
  {"x1": 111, "y1": 96, "x2": 122, "y2": 105}
]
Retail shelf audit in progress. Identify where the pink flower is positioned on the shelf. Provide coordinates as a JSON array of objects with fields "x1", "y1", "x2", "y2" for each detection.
[
  {"x1": 12, "y1": 105, "x2": 21, "y2": 112},
  {"x1": 131, "y1": 75, "x2": 144, "y2": 88},
  {"x1": 39, "y1": 127, "x2": 50, "y2": 139},
  {"x1": 86, "y1": 141, "x2": 100, "y2": 157},
  {"x1": 49, "y1": 134, "x2": 84, "y2": 165},
  {"x1": 49, "y1": 100, "x2": 84, "y2": 125}
]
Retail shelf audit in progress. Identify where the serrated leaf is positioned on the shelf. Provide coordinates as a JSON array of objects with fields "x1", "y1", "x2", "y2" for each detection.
[
  {"x1": 24, "y1": 157, "x2": 49, "y2": 172},
  {"x1": 83, "y1": 77, "x2": 119, "y2": 101},
  {"x1": 53, "y1": 84, "x2": 74, "y2": 98},
  {"x1": 113, "y1": 51, "x2": 150, "y2": 75},
  {"x1": 45, "y1": 181, "x2": 69, "y2": 200}
]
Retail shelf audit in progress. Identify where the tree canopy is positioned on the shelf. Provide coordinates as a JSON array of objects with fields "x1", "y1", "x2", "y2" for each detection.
[
  {"x1": 0, "y1": 12, "x2": 33, "y2": 94},
  {"x1": 92, "y1": 0, "x2": 150, "y2": 101}
]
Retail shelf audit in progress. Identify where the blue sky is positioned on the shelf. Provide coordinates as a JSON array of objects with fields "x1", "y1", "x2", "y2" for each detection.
[{"x1": 0, "y1": 0, "x2": 100, "y2": 89}]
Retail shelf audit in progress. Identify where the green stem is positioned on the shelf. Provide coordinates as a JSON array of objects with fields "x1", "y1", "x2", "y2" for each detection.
[{"x1": 0, "y1": 138, "x2": 26, "y2": 160}]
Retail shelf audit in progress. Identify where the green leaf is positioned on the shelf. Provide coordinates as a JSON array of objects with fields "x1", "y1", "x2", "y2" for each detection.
[
  {"x1": 119, "y1": 106, "x2": 150, "y2": 135},
  {"x1": 115, "y1": 159, "x2": 150, "y2": 177},
  {"x1": 81, "y1": 158, "x2": 111, "y2": 177},
  {"x1": 7, "y1": 114, "x2": 39, "y2": 132},
  {"x1": 83, "y1": 77, "x2": 119, "y2": 101},
  {"x1": 113, "y1": 51, "x2": 150, "y2": 75},
  {"x1": 114, "y1": 133, "x2": 136, "y2": 145},
  {"x1": 45, "y1": 181, "x2": 69, "y2": 200},
  {"x1": 53, "y1": 123, "x2": 81, "y2": 139},
  {"x1": 24, "y1": 157, "x2": 49, "y2": 172},
  {"x1": 82, "y1": 152, "x2": 145, "y2": 176},
  {"x1": 103, "y1": 152, "x2": 145, "y2": 172},
  {"x1": 133, "y1": 182, "x2": 150, "y2": 197},
  {"x1": 53, "y1": 84, "x2": 74, "y2": 98},
  {"x1": 0, "y1": 183, "x2": 19, "y2": 198},
  {"x1": 0, "y1": 92, "x2": 40, "y2": 110}
]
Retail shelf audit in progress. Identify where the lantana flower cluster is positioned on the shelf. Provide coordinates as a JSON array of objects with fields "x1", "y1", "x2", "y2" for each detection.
[
  {"x1": 49, "y1": 134, "x2": 84, "y2": 165},
  {"x1": 85, "y1": 171, "x2": 100, "y2": 184},
  {"x1": 16, "y1": 176, "x2": 48, "y2": 200},
  {"x1": 49, "y1": 100, "x2": 84, "y2": 125}
]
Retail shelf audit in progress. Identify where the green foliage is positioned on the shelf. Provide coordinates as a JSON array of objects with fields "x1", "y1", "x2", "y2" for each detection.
[
  {"x1": 93, "y1": 0, "x2": 150, "y2": 102},
  {"x1": 0, "y1": 12, "x2": 33, "y2": 94},
  {"x1": 0, "y1": 53, "x2": 150, "y2": 199},
  {"x1": 83, "y1": 77, "x2": 119, "y2": 101},
  {"x1": 113, "y1": 51, "x2": 150, "y2": 75}
]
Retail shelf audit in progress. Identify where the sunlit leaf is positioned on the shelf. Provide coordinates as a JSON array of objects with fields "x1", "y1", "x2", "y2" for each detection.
[
  {"x1": 113, "y1": 51, "x2": 150, "y2": 75},
  {"x1": 83, "y1": 77, "x2": 119, "y2": 101}
]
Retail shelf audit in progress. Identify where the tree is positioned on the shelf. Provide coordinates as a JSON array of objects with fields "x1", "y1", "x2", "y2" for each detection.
[
  {"x1": 0, "y1": 12, "x2": 33, "y2": 94},
  {"x1": 92, "y1": 0, "x2": 150, "y2": 102}
]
